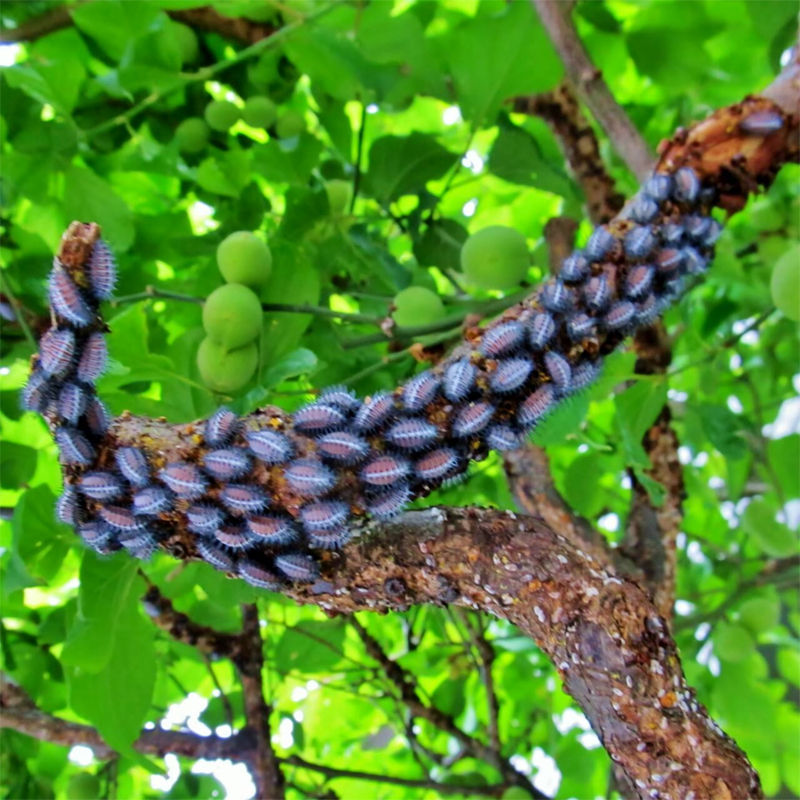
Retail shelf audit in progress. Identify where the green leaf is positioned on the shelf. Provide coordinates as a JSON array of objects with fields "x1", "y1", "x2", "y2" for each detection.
[
  {"x1": 615, "y1": 379, "x2": 668, "y2": 445},
  {"x1": 262, "y1": 348, "x2": 318, "y2": 389},
  {"x1": 713, "y1": 622, "x2": 755, "y2": 663},
  {"x1": 413, "y1": 218, "x2": 468, "y2": 273},
  {"x1": 768, "y1": 435, "x2": 800, "y2": 500},
  {"x1": 253, "y1": 133, "x2": 324, "y2": 185},
  {"x1": 274, "y1": 620, "x2": 346, "y2": 673},
  {"x1": 72, "y1": 1, "x2": 164, "y2": 61},
  {"x1": 195, "y1": 150, "x2": 251, "y2": 198},
  {"x1": 696, "y1": 404, "x2": 748, "y2": 460},
  {"x1": 740, "y1": 499, "x2": 797, "y2": 558},
  {"x1": 0, "y1": 443, "x2": 36, "y2": 489}
]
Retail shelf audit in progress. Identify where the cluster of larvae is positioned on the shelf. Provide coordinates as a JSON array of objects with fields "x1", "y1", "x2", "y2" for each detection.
[{"x1": 24, "y1": 167, "x2": 721, "y2": 589}]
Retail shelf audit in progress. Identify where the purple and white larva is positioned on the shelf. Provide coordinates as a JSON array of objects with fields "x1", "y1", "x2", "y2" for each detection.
[
  {"x1": 659, "y1": 222, "x2": 685, "y2": 246},
  {"x1": 655, "y1": 248, "x2": 684, "y2": 275},
  {"x1": 118, "y1": 530, "x2": 158, "y2": 560},
  {"x1": 319, "y1": 385, "x2": 360, "y2": 412},
  {"x1": 316, "y1": 431, "x2": 369, "y2": 463},
  {"x1": 353, "y1": 391, "x2": 396, "y2": 432},
  {"x1": 443, "y1": 358, "x2": 476, "y2": 402},
  {"x1": 84, "y1": 396, "x2": 111, "y2": 437},
  {"x1": 560, "y1": 252, "x2": 590, "y2": 283},
  {"x1": 98, "y1": 504, "x2": 142, "y2": 532},
  {"x1": 571, "y1": 360, "x2": 601, "y2": 391},
  {"x1": 413, "y1": 447, "x2": 460, "y2": 481},
  {"x1": 186, "y1": 504, "x2": 224, "y2": 535},
  {"x1": 540, "y1": 280, "x2": 573, "y2": 313},
  {"x1": 48, "y1": 266, "x2": 93, "y2": 328},
  {"x1": 76, "y1": 333, "x2": 108, "y2": 384},
  {"x1": 132, "y1": 486, "x2": 173, "y2": 516},
  {"x1": 682, "y1": 246, "x2": 708, "y2": 274},
  {"x1": 115, "y1": 446, "x2": 150, "y2": 487},
  {"x1": 284, "y1": 459, "x2": 335, "y2": 496},
  {"x1": 79, "y1": 471, "x2": 124, "y2": 501},
  {"x1": 628, "y1": 194, "x2": 659, "y2": 225},
  {"x1": 21, "y1": 369, "x2": 52, "y2": 413},
  {"x1": 205, "y1": 407, "x2": 240, "y2": 447},
  {"x1": 87, "y1": 239, "x2": 117, "y2": 300},
  {"x1": 55, "y1": 426, "x2": 95, "y2": 466},
  {"x1": 544, "y1": 351, "x2": 572, "y2": 393},
  {"x1": 203, "y1": 448, "x2": 252, "y2": 481},
  {"x1": 604, "y1": 300, "x2": 637, "y2": 331},
  {"x1": 247, "y1": 514, "x2": 299, "y2": 545},
  {"x1": 702, "y1": 218, "x2": 723, "y2": 247},
  {"x1": 567, "y1": 312, "x2": 596, "y2": 341},
  {"x1": 274, "y1": 552, "x2": 318, "y2": 582},
  {"x1": 214, "y1": 524, "x2": 256, "y2": 550},
  {"x1": 739, "y1": 109, "x2": 784, "y2": 136},
  {"x1": 584, "y1": 226, "x2": 616, "y2": 261},
  {"x1": 642, "y1": 173, "x2": 673, "y2": 203},
  {"x1": 402, "y1": 370, "x2": 441, "y2": 412},
  {"x1": 489, "y1": 357, "x2": 533, "y2": 394},
  {"x1": 238, "y1": 560, "x2": 283, "y2": 590},
  {"x1": 479, "y1": 321, "x2": 525, "y2": 358},
  {"x1": 308, "y1": 528, "x2": 351, "y2": 550},
  {"x1": 684, "y1": 215, "x2": 712, "y2": 243},
  {"x1": 384, "y1": 418, "x2": 439, "y2": 450},
  {"x1": 55, "y1": 485, "x2": 79, "y2": 526},
  {"x1": 518, "y1": 384, "x2": 557, "y2": 431},
  {"x1": 584, "y1": 275, "x2": 611, "y2": 312},
  {"x1": 366, "y1": 482, "x2": 411, "y2": 519},
  {"x1": 452, "y1": 401, "x2": 494, "y2": 438},
  {"x1": 485, "y1": 424, "x2": 523, "y2": 452},
  {"x1": 672, "y1": 166, "x2": 700, "y2": 205},
  {"x1": 623, "y1": 226, "x2": 656, "y2": 259},
  {"x1": 220, "y1": 484, "x2": 268, "y2": 514},
  {"x1": 625, "y1": 265, "x2": 655, "y2": 299},
  {"x1": 299, "y1": 501, "x2": 349, "y2": 533},
  {"x1": 246, "y1": 429, "x2": 293, "y2": 464},
  {"x1": 159, "y1": 462, "x2": 207, "y2": 499},
  {"x1": 57, "y1": 382, "x2": 87, "y2": 425},
  {"x1": 293, "y1": 402, "x2": 347, "y2": 434},
  {"x1": 196, "y1": 539, "x2": 235, "y2": 572},
  {"x1": 529, "y1": 312, "x2": 557, "y2": 350},
  {"x1": 39, "y1": 328, "x2": 75, "y2": 378},
  {"x1": 636, "y1": 294, "x2": 660, "y2": 327},
  {"x1": 361, "y1": 454, "x2": 410, "y2": 486},
  {"x1": 79, "y1": 521, "x2": 113, "y2": 548}
]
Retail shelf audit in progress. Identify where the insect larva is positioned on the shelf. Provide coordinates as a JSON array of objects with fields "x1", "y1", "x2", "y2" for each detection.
[
  {"x1": 220, "y1": 484, "x2": 268, "y2": 514},
  {"x1": 353, "y1": 391, "x2": 396, "y2": 432},
  {"x1": 39, "y1": 328, "x2": 75, "y2": 378},
  {"x1": 384, "y1": 418, "x2": 439, "y2": 450},
  {"x1": 682, "y1": 246, "x2": 708, "y2": 274},
  {"x1": 739, "y1": 109, "x2": 784, "y2": 136},
  {"x1": 309, "y1": 528, "x2": 351, "y2": 550},
  {"x1": 299, "y1": 501, "x2": 350, "y2": 534},
  {"x1": 625, "y1": 265, "x2": 655, "y2": 299},
  {"x1": 659, "y1": 223, "x2": 684, "y2": 246},
  {"x1": 84, "y1": 396, "x2": 110, "y2": 437},
  {"x1": 87, "y1": 239, "x2": 117, "y2": 300},
  {"x1": 159, "y1": 462, "x2": 207, "y2": 498},
  {"x1": 293, "y1": 402, "x2": 347, "y2": 434},
  {"x1": 196, "y1": 539, "x2": 235, "y2": 572},
  {"x1": 684, "y1": 215, "x2": 712, "y2": 243},
  {"x1": 672, "y1": 166, "x2": 700, "y2": 205},
  {"x1": 246, "y1": 429, "x2": 293, "y2": 465},
  {"x1": 186, "y1": 504, "x2": 224, "y2": 535},
  {"x1": 21, "y1": 369, "x2": 52, "y2": 413},
  {"x1": 489, "y1": 357, "x2": 533, "y2": 394},
  {"x1": 642, "y1": 173, "x2": 673, "y2": 203},
  {"x1": 238, "y1": 560, "x2": 284, "y2": 590},
  {"x1": 57, "y1": 382, "x2": 87, "y2": 425},
  {"x1": 56, "y1": 426, "x2": 95, "y2": 466},
  {"x1": 540, "y1": 280, "x2": 573, "y2": 313},
  {"x1": 628, "y1": 194, "x2": 659, "y2": 225},
  {"x1": 655, "y1": 248, "x2": 684, "y2": 275},
  {"x1": 316, "y1": 431, "x2": 369, "y2": 463},
  {"x1": 132, "y1": 486, "x2": 173, "y2": 516},
  {"x1": 560, "y1": 252, "x2": 590, "y2": 283},
  {"x1": 402, "y1": 370, "x2": 441, "y2": 412},
  {"x1": 214, "y1": 524, "x2": 256, "y2": 550},
  {"x1": 247, "y1": 514, "x2": 299, "y2": 545},
  {"x1": 79, "y1": 471, "x2": 124, "y2": 501},
  {"x1": 604, "y1": 300, "x2": 637, "y2": 331},
  {"x1": 115, "y1": 446, "x2": 150, "y2": 487},
  {"x1": 203, "y1": 448, "x2": 252, "y2": 481},
  {"x1": 119, "y1": 530, "x2": 158, "y2": 560},
  {"x1": 205, "y1": 407, "x2": 240, "y2": 446},
  {"x1": 518, "y1": 384, "x2": 556, "y2": 431},
  {"x1": 413, "y1": 447, "x2": 460, "y2": 481},
  {"x1": 443, "y1": 358, "x2": 477, "y2": 402},
  {"x1": 76, "y1": 333, "x2": 108, "y2": 384},
  {"x1": 584, "y1": 275, "x2": 611, "y2": 312},
  {"x1": 529, "y1": 312, "x2": 557, "y2": 350},
  {"x1": 319, "y1": 385, "x2": 360, "y2": 412},
  {"x1": 584, "y1": 226, "x2": 616, "y2": 261},
  {"x1": 624, "y1": 226, "x2": 656, "y2": 259},
  {"x1": 485, "y1": 424, "x2": 522, "y2": 452},
  {"x1": 56, "y1": 486, "x2": 79, "y2": 526},
  {"x1": 98, "y1": 504, "x2": 142, "y2": 532},
  {"x1": 479, "y1": 321, "x2": 525, "y2": 358},
  {"x1": 366, "y1": 482, "x2": 411, "y2": 519},
  {"x1": 285, "y1": 459, "x2": 335, "y2": 496},
  {"x1": 452, "y1": 401, "x2": 494, "y2": 437},
  {"x1": 79, "y1": 521, "x2": 113, "y2": 549},
  {"x1": 361, "y1": 454, "x2": 410, "y2": 487},
  {"x1": 636, "y1": 294, "x2": 660, "y2": 327},
  {"x1": 544, "y1": 351, "x2": 572, "y2": 394},
  {"x1": 49, "y1": 266, "x2": 93, "y2": 328},
  {"x1": 571, "y1": 360, "x2": 601, "y2": 391},
  {"x1": 702, "y1": 218, "x2": 723, "y2": 247},
  {"x1": 275, "y1": 552, "x2": 319, "y2": 582}
]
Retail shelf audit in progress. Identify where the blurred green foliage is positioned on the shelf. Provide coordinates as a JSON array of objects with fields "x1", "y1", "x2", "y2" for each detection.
[{"x1": 1, "y1": 1, "x2": 798, "y2": 798}]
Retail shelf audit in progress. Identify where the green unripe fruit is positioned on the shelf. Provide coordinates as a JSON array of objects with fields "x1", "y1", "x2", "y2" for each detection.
[
  {"x1": 713, "y1": 622, "x2": 755, "y2": 663},
  {"x1": 325, "y1": 179, "x2": 352, "y2": 216},
  {"x1": 770, "y1": 244, "x2": 800, "y2": 322},
  {"x1": 460, "y1": 225, "x2": 530, "y2": 290},
  {"x1": 275, "y1": 110, "x2": 306, "y2": 139},
  {"x1": 217, "y1": 231, "x2": 272, "y2": 287},
  {"x1": 392, "y1": 286, "x2": 446, "y2": 329},
  {"x1": 171, "y1": 21, "x2": 199, "y2": 65},
  {"x1": 197, "y1": 337, "x2": 258, "y2": 394},
  {"x1": 203, "y1": 283, "x2": 263, "y2": 349},
  {"x1": 175, "y1": 117, "x2": 210, "y2": 154},
  {"x1": 739, "y1": 597, "x2": 780, "y2": 633},
  {"x1": 204, "y1": 100, "x2": 240, "y2": 132},
  {"x1": 67, "y1": 773, "x2": 101, "y2": 800},
  {"x1": 242, "y1": 96, "x2": 278, "y2": 129}
]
